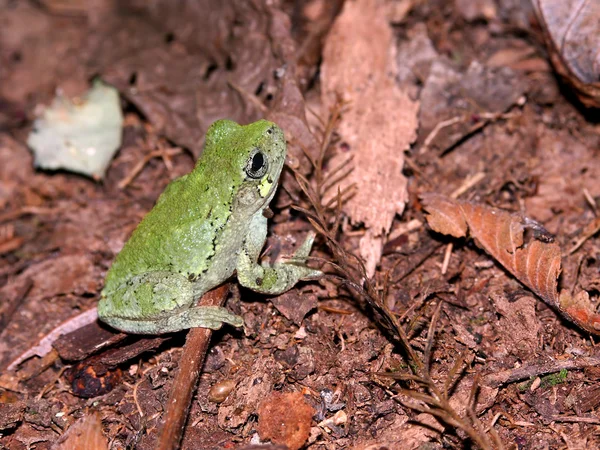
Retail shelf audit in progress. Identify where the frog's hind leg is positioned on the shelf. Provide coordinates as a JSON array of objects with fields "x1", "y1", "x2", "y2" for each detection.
[
  {"x1": 99, "y1": 271, "x2": 243, "y2": 334},
  {"x1": 102, "y1": 305, "x2": 244, "y2": 334}
]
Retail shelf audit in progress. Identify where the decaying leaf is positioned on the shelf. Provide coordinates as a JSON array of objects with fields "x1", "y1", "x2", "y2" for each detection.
[
  {"x1": 533, "y1": 0, "x2": 600, "y2": 108},
  {"x1": 421, "y1": 193, "x2": 600, "y2": 335},
  {"x1": 321, "y1": 0, "x2": 419, "y2": 276},
  {"x1": 27, "y1": 80, "x2": 123, "y2": 179},
  {"x1": 7, "y1": 308, "x2": 98, "y2": 371},
  {"x1": 100, "y1": 1, "x2": 288, "y2": 157}
]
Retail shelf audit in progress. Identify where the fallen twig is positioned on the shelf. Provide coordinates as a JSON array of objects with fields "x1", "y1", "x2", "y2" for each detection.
[
  {"x1": 483, "y1": 356, "x2": 600, "y2": 387},
  {"x1": 156, "y1": 284, "x2": 231, "y2": 450}
]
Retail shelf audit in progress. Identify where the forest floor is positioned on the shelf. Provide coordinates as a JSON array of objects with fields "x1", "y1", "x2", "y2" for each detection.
[{"x1": 1, "y1": 1, "x2": 600, "y2": 449}]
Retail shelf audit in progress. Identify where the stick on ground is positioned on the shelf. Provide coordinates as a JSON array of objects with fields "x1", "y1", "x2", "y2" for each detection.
[{"x1": 156, "y1": 283, "x2": 231, "y2": 450}]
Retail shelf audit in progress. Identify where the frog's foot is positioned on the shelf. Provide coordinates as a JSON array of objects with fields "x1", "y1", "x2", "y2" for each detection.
[
  {"x1": 165, "y1": 305, "x2": 244, "y2": 330},
  {"x1": 237, "y1": 231, "x2": 322, "y2": 295},
  {"x1": 101, "y1": 306, "x2": 244, "y2": 335},
  {"x1": 281, "y1": 231, "x2": 322, "y2": 280}
]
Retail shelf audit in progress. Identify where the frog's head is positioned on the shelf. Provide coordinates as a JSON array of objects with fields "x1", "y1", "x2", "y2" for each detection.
[{"x1": 204, "y1": 119, "x2": 287, "y2": 215}]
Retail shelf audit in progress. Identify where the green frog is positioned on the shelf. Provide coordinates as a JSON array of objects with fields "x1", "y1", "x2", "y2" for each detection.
[{"x1": 98, "y1": 120, "x2": 320, "y2": 334}]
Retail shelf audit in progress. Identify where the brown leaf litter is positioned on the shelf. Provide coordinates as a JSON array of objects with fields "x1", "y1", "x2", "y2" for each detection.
[
  {"x1": 320, "y1": 0, "x2": 419, "y2": 276},
  {"x1": 421, "y1": 193, "x2": 600, "y2": 334},
  {"x1": 52, "y1": 413, "x2": 108, "y2": 450},
  {"x1": 2, "y1": 0, "x2": 600, "y2": 449}
]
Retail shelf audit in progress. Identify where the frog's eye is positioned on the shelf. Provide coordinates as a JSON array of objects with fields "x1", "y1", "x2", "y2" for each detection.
[{"x1": 245, "y1": 149, "x2": 268, "y2": 179}]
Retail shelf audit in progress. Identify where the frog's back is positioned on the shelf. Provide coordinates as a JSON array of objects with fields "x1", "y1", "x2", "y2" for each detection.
[{"x1": 103, "y1": 167, "x2": 240, "y2": 293}]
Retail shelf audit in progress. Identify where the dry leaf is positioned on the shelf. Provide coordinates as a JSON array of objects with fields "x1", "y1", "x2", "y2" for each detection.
[
  {"x1": 52, "y1": 413, "x2": 108, "y2": 450},
  {"x1": 321, "y1": 0, "x2": 419, "y2": 275},
  {"x1": 100, "y1": 1, "x2": 287, "y2": 156},
  {"x1": 421, "y1": 194, "x2": 600, "y2": 335},
  {"x1": 7, "y1": 308, "x2": 98, "y2": 371},
  {"x1": 533, "y1": 0, "x2": 600, "y2": 108}
]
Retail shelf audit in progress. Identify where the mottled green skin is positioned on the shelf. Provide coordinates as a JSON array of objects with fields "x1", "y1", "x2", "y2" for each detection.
[{"x1": 98, "y1": 120, "x2": 320, "y2": 334}]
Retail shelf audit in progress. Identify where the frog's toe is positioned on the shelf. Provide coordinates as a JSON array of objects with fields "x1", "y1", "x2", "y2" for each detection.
[
  {"x1": 180, "y1": 306, "x2": 244, "y2": 330},
  {"x1": 293, "y1": 231, "x2": 317, "y2": 259},
  {"x1": 301, "y1": 267, "x2": 323, "y2": 280}
]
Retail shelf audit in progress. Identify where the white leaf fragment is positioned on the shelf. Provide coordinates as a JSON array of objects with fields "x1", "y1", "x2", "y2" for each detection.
[{"x1": 27, "y1": 80, "x2": 123, "y2": 179}]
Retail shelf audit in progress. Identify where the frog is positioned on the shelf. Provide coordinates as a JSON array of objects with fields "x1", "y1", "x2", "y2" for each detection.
[{"x1": 98, "y1": 119, "x2": 321, "y2": 334}]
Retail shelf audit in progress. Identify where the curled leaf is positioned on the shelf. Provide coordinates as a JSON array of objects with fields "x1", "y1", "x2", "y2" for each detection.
[
  {"x1": 421, "y1": 193, "x2": 600, "y2": 335},
  {"x1": 533, "y1": 0, "x2": 600, "y2": 108}
]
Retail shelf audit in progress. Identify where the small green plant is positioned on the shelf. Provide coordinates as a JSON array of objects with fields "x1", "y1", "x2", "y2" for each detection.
[
  {"x1": 518, "y1": 369, "x2": 568, "y2": 391},
  {"x1": 542, "y1": 368, "x2": 568, "y2": 387}
]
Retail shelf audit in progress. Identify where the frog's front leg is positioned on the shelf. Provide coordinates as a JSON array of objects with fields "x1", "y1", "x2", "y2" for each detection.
[
  {"x1": 99, "y1": 271, "x2": 243, "y2": 334},
  {"x1": 236, "y1": 212, "x2": 321, "y2": 295}
]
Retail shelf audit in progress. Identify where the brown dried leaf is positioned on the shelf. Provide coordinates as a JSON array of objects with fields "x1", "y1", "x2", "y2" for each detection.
[
  {"x1": 418, "y1": 195, "x2": 467, "y2": 239},
  {"x1": 266, "y1": 7, "x2": 323, "y2": 190},
  {"x1": 7, "y1": 308, "x2": 98, "y2": 371},
  {"x1": 270, "y1": 291, "x2": 318, "y2": 326},
  {"x1": 321, "y1": 0, "x2": 419, "y2": 275},
  {"x1": 52, "y1": 413, "x2": 108, "y2": 450},
  {"x1": 533, "y1": 0, "x2": 600, "y2": 108},
  {"x1": 421, "y1": 193, "x2": 600, "y2": 335}
]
